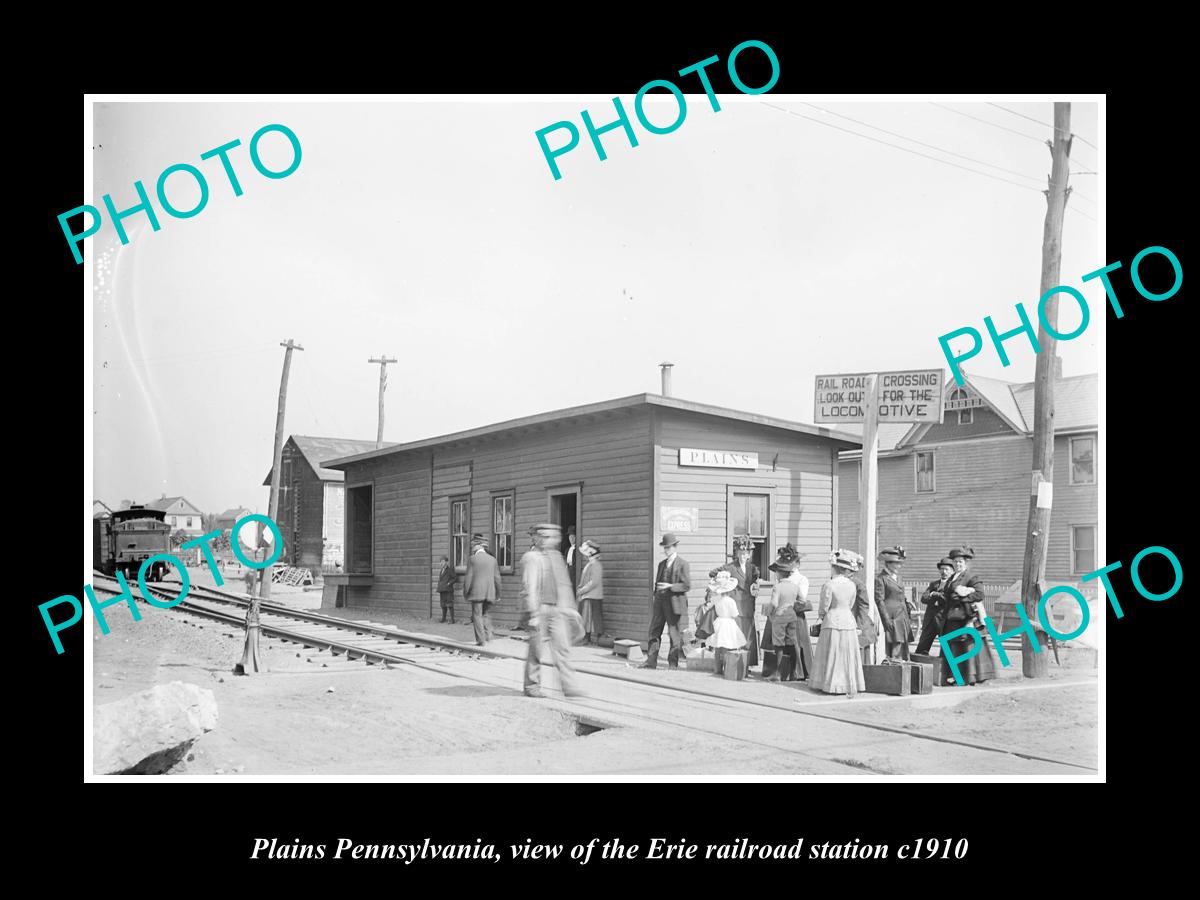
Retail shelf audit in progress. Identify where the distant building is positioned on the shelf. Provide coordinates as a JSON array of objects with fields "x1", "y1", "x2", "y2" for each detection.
[
  {"x1": 838, "y1": 366, "x2": 1097, "y2": 598},
  {"x1": 93, "y1": 500, "x2": 112, "y2": 518},
  {"x1": 263, "y1": 436, "x2": 396, "y2": 571},
  {"x1": 215, "y1": 506, "x2": 254, "y2": 533},
  {"x1": 146, "y1": 495, "x2": 205, "y2": 536}
]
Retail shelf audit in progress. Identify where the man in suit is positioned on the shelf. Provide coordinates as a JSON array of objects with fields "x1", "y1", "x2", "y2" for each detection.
[
  {"x1": 641, "y1": 533, "x2": 691, "y2": 669},
  {"x1": 436, "y1": 555, "x2": 457, "y2": 624},
  {"x1": 464, "y1": 533, "x2": 501, "y2": 645},
  {"x1": 915, "y1": 557, "x2": 955, "y2": 654},
  {"x1": 708, "y1": 534, "x2": 761, "y2": 667},
  {"x1": 563, "y1": 525, "x2": 581, "y2": 589}
]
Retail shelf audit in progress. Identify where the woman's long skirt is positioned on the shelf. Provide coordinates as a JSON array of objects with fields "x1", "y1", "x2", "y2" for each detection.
[
  {"x1": 810, "y1": 627, "x2": 865, "y2": 697},
  {"x1": 947, "y1": 628, "x2": 997, "y2": 685},
  {"x1": 580, "y1": 597, "x2": 604, "y2": 638}
]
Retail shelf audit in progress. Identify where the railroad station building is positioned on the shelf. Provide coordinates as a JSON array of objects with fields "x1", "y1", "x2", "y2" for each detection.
[
  {"x1": 837, "y1": 365, "x2": 1098, "y2": 604},
  {"x1": 324, "y1": 394, "x2": 859, "y2": 639}
]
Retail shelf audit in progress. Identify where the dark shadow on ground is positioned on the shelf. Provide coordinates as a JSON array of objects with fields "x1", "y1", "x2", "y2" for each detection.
[{"x1": 422, "y1": 685, "x2": 515, "y2": 698}]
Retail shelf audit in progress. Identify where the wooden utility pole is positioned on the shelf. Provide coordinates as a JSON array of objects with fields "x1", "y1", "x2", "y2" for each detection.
[
  {"x1": 1020, "y1": 102, "x2": 1072, "y2": 677},
  {"x1": 858, "y1": 374, "x2": 884, "y2": 664},
  {"x1": 263, "y1": 338, "x2": 303, "y2": 599},
  {"x1": 368, "y1": 355, "x2": 397, "y2": 448}
]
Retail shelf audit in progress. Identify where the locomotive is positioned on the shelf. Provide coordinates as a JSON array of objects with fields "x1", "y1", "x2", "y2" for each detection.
[{"x1": 93, "y1": 504, "x2": 173, "y2": 581}]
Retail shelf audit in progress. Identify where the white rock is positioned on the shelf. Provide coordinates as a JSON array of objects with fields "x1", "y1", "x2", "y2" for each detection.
[{"x1": 93, "y1": 681, "x2": 218, "y2": 775}]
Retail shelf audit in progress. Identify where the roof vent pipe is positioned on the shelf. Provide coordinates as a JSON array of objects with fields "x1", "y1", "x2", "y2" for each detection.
[{"x1": 659, "y1": 362, "x2": 674, "y2": 397}]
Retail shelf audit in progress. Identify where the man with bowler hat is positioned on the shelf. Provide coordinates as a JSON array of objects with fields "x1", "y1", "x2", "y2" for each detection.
[
  {"x1": 915, "y1": 557, "x2": 956, "y2": 654},
  {"x1": 642, "y1": 533, "x2": 691, "y2": 669},
  {"x1": 464, "y1": 533, "x2": 501, "y2": 645}
]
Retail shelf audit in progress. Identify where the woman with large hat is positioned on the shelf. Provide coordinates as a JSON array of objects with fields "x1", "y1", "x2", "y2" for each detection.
[
  {"x1": 708, "y1": 534, "x2": 762, "y2": 668},
  {"x1": 809, "y1": 549, "x2": 866, "y2": 697},
  {"x1": 940, "y1": 545, "x2": 998, "y2": 685},
  {"x1": 762, "y1": 544, "x2": 813, "y2": 681},
  {"x1": 576, "y1": 539, "x2": 605, "y2": 645},
  {"x1": 876, "y1": 545, "x2": 914, "y2": 660}
]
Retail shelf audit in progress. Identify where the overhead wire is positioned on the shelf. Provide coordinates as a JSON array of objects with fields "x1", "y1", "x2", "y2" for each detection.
[
  {"x1": 760, "y1": 102, "x2": 1099, "y2": 220},
  {"x1": 987, "y1": 102, "x2": 1100, "y2": 151}
]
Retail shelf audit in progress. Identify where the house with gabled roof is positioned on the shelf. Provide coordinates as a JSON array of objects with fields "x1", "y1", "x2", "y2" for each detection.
[
  {"x1": 263, "y1": 436, "x2": 397, "y2": 571},
  {"x1": 838, "y1": 362, "x2": 1098, "y2": 592},
  {"x1": 145, "y1": 495, "x2": 205, "y2": 536}
]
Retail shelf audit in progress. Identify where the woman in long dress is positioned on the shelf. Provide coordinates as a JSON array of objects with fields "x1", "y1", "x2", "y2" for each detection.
[
  {"x1": 875, "y1": 545, "x2": 914, "y2": 660},
  {"x1": 810, "y1": 549, "x2": 866, "y2": 698},
  {"x1": 940, "y1": 544, "x2": 997, "y2": 686},
  {"x1": 576, "y1": 540, "x2": 605, "y2": 644},
  {"x1": 763, "y1": 544, "x2": 812, "y2": 681},
  {"x1": 704, "y1": 571, "x2": 747, "y2": 675}
]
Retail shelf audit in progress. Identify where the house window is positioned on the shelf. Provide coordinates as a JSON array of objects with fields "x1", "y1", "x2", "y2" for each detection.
[
  {"x1": 450, "y1": 496, "x2": 470, "y2": 571},
  {"x1": 1070, "y1": 436, "x2": 1095, "y2": 485},
  {"x1": 186, "y1": 517, "x2": 193, "y2": 528},
  {"x1": 346, "y1": 484, "x2": 373, "y2": 574},
  {"x1": 1072, "y1": 525, "x2": 1096, "y2": 574},
  {"x1": 915, "y1": 451, "x2": 935, "y2": 493},
  {"x1": 493, "y1": 493, "x2": 514, "y2": 571},
  {"x1": 950, "y1": 389, "x2": 973, "y2": 425}
]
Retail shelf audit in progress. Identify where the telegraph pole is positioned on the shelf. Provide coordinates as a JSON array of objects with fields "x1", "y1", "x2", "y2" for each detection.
[
  {"x1": 368, "y1": 355, "x2": 397, "y2": 448},
  {"x1": 1020, "y1": 102, "x2": 1072, "y2": 677},
  {"x1": 263, "y1": 339, "x2": 303, "y2": 599}
]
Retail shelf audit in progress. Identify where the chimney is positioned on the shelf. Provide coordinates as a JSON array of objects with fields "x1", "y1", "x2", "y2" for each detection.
[{"x1": 659, "y1": 362, "x2": 674, "y2": 397}]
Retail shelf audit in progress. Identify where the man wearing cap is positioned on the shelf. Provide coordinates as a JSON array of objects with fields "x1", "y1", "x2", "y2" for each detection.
[
  {"x1": 521, "y1": 523, "x2": 584, "y2": 698},
  {"x1": 875, "y1": 546, "x2": 914, "y2": 660},
  {"x1": 915, "y1": 557, "x2": 956, "y2": 655},
  {"x1": 642, "y1": 533, "x2": 692, "y2": 669},
  {"x1": 464, "y1": 533, "x2": 501, "y2": 646},
  {"x1": 708, "y1": 534, "x2": 762, "y2": 668}
]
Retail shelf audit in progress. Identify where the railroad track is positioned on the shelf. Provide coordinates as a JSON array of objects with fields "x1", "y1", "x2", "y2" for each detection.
[{"x1": 89, "y1": 574, "x2": 1098, "y2": 773}]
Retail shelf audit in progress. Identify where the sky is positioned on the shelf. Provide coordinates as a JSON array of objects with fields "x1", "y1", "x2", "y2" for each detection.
[{"x1": 90, "y1": 97, "x2": 1101, "y2": 515}]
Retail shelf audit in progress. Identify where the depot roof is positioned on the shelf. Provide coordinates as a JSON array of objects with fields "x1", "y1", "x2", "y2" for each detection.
[{"x1": 325, "y1": 393, "x2": 861, "y2": 469}]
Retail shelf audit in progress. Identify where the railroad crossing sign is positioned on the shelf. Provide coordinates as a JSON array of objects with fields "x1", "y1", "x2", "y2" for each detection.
[
  {"x1": 812, "y1": 368, "x2": 945, "y2": 664},
  {"x1": 813, "y1": 369, "x2": 945, "y2": 424}
]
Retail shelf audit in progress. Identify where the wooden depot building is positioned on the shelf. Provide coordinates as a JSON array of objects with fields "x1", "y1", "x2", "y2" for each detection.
[{"x1": 323, "y1": 393, "x2": 859, "y2": 639}]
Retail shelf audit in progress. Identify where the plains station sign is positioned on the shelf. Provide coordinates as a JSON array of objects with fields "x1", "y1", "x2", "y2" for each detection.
[{"x1": 813, "y1": 370, "x2": 945, "y2": 424}]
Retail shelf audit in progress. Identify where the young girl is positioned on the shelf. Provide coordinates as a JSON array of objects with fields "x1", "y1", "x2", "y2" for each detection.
[{"x1": 704, "y1": 570, "x2": 747, "y2": 675}]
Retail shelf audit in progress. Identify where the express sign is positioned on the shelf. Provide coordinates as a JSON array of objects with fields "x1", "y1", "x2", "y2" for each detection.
[{"x1": 814, "y1": 370, "x2": 945, "y2": 424}]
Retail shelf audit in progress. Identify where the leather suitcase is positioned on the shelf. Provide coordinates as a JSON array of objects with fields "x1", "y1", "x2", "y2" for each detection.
[
  {"x1": 912, "y1": 652, "x2": 951, "y2": 686},
  {"x1": 862, "y1": 663, "x2": 911, "y2": 695},
  {"x1": 907, "y1": 660, "x2": 935, "y2": 694},
  {"x1": 721, "y1": 649, "x2": 748, "y2": 681}
]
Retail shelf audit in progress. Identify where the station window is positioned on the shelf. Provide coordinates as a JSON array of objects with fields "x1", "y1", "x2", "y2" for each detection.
[
  {"x1": 915, "y1": 451, "x2": 935, "y2": 493},
  {"x1": 1070, "y1": 436, "x2": 1096, "y2": 485},
  {"x1": 346, "y1": 484, "x2": 373, "y2": 574},
  {"x1": 950, "y1": 389, "x2": 973, "y2": 425},
  {"x1": 450, "y1": 496, "x2": 470, "y2": 571},
  {"x1": 493, "y1": 493, "x2": 515, "y2": 571},
  {"x1": 1072, "y1": 525, "x2": 1096, "y2": 574}
]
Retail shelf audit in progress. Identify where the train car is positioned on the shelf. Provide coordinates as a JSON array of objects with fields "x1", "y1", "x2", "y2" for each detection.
[{"x1": 94, "y1": 505, "x2": 173, "y2": 581}]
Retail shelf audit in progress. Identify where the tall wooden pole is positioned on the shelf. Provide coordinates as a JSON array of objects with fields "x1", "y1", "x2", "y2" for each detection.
[
  {"x1": 1020, "y1": 102, "x2": 1072, "y2": 677},
  {"x1": 368, "y1": 355, "x2": 397, "y2": 448},
  {"x1": 859, "y1": 374, "x2": 884, "y2": 664},
  {"x1": 263, "y1": 339, "x2": 303, "y2": 599}
]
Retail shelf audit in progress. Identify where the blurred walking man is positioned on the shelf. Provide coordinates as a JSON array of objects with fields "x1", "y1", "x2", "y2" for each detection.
[{"x1": 521, "y1": 523, "x2": 584, "y2": 699}]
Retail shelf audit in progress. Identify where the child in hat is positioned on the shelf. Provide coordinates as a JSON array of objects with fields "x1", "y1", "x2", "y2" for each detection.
[{"x1": 704, "y1": 570, "x2": 747, "y2": 674}]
